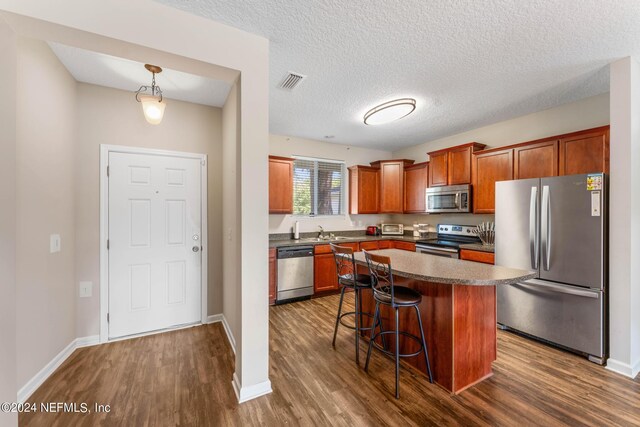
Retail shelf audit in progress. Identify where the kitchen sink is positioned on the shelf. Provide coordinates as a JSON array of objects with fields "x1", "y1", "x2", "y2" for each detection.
[{"x1": 298, "y1": 236, "x2": 352, "y2": 242}]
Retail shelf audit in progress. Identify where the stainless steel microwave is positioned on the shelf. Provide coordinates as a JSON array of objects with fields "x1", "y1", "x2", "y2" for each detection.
[
  {"x1": 380, "y1": 223, "x2": 404, "y2": 235},
  {"x1": 425, "y1": 184, "x2": 471, "y2": 213}
]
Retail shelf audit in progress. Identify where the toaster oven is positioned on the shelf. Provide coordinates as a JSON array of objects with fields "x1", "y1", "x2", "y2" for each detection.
[{"x1": 380, "y1": 223, "x2": 404, "y2": 235}]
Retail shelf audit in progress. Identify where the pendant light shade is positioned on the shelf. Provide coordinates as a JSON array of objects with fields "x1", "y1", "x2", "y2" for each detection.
[
  {"x1": 139, "y1": 95, "x2": 166, "y2": 125},
  {"x1": 135, "y1": 64, "x2": 166, "y2": 125}
]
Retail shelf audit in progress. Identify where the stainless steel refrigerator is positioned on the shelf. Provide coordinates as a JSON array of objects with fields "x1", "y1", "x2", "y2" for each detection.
[{"x1": 495, "y1": 173, "x2": 607, "y2": 364}]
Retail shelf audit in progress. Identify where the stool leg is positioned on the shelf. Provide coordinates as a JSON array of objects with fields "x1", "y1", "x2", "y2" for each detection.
[
  {"x1": 332, "y1": 286, "x2": 346, "y2": 348},
  {"x1": 415, "y1": 305, "x2": 433, "y2": 383},
  {"x1": 394, "y1": 307, "x2": 400, "y2": 399},
  {"x1": 364, "y1": 301, "x2": 380, "y2": 372},
  {"x1": 354, "y1": 288, "x2": 360, "y2": 364}
]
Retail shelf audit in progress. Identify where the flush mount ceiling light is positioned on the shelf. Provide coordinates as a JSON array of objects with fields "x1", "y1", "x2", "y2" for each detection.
[
  {"x1": 135, "y1": 64, "x2": 166, "y2": 125},
  {"x1": 363, "y1": 98, "x2": 416, "y2": 125}
]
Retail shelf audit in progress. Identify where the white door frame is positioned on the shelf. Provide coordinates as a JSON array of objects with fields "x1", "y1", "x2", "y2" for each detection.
[{"x1": 99, "y1": 144, "x2": 208, "y2": 343}]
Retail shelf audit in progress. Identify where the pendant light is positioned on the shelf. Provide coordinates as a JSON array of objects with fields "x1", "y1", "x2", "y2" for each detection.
[{"x1": 135, "y1": 64, "x2": 166, "y2": 125}]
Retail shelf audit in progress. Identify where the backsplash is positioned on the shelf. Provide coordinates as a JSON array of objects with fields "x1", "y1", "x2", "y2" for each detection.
[
  {"x1": 269, "y1": 213, "x2": 392, "y2": 234},
  {"x1": 390, "y1": 213, "x2": 496, "y2": 233}
]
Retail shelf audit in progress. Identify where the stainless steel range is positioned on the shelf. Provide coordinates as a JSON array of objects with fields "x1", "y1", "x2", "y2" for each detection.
[{"x1": 416, "y1": 224, "x2": 480, "y2": 258}]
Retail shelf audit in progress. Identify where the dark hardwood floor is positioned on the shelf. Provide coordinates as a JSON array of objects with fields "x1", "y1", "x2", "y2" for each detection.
[{"x1": 21, "y1": 294, "x2": 640, "y2": 426}]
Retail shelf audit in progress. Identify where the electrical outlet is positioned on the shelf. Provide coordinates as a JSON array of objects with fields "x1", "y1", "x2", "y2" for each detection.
[
  {"x1": 79, "y1": 281, "x2": 93, "y2": 298},
  {"x1": 50, "y1": 234, "x2": 61, "y2": 253}
]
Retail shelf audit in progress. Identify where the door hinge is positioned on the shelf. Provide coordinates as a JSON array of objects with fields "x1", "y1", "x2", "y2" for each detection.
[
  {"x1": 201, "y1": 159, "x2": 205, "y2": 166},
  {"x1": 107, "y1": 239, "x2": 110, "y2": 250},
  {"x1": 107, "y1": 313, "x2": 110, "y2": 323},
  {"x1": 107, "y1": 165, "x2": 110, "y2": 177}
]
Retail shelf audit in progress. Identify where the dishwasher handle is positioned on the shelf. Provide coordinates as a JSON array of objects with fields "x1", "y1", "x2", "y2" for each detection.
[{"x1": 277, "y1": 246, "x2": 314, "y2": 258}]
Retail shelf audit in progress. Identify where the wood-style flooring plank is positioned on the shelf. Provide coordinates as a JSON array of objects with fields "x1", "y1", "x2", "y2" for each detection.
[{"x1": 20, "y1": 293, "x2": 640, "y2": 426}]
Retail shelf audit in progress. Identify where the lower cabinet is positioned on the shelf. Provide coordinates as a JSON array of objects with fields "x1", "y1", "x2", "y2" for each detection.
[
  {"x1": 392, "y1": 241, "x2": 416, "y2": 251},
  {"x1": 359, "y1": 241, "x2": 380, "y2": 251},
  {"x1": 313, "y1": 243, "x2": 359, "y2": 294},
  {"x1": 269, "y1": 248, "x2": 277, "y2": 305},
  {"x1": 460, "y1": 249, "x2": 495, "y2": 264}
]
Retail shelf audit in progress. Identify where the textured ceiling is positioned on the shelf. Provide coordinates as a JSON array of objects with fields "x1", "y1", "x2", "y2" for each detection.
[
  {"x1": 49, "y1": 43, "x2": 231, "y2": 107},
  {"x1": 157, "y1": 0, "x2": 638, "y2": 150}
]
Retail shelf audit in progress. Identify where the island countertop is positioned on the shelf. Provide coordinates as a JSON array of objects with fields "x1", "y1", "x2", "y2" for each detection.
[{"x1": 353, "y1": 249, "x2": 535, "y2": 286}]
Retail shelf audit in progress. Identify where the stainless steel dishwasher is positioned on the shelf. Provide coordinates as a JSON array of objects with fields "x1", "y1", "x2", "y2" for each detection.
[{"x1": 277, "y1": 246, "x2": 314, "y2": 303}]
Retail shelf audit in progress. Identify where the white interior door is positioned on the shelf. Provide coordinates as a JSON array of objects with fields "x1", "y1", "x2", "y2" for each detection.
[{"x1": 108, "y1": 152, "x2": 202, "y2": 339}]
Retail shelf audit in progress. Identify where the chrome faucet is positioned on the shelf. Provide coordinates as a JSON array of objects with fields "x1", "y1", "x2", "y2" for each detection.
[{"x1": 318, "y1": 226, "x2": 325, "y2": 239}]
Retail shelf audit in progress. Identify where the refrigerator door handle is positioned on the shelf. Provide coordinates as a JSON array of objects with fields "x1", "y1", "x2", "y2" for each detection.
[
  {"x1": 541, "y1": 185, "x2": 551, "y2": 271},
  {"x1": 529, "y1": 187, "x2": 539, "y2": 269},
  {"x1": 515, "y1": 279, "x2": 600, "y2": 299}
]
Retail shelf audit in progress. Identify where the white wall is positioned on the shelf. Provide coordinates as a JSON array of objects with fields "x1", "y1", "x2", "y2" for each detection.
[
  {"x1": 269, "y1": 134, "x2": 393, "y2": 234},
  {"x1": 393, "y1": 93, "x2": 610, "y2": 160},
  {"x1": 0, "y1": 17, "x2": 18, "y2": 427},
  {"x1": 75, "y1": 83, "x2": 223, "y2": 338},
  {"x1": 15, "y1": 38, "x2": 77, "y2": 389},
  {"x1": 608, "y1": 57, "x2": 640, "y2": 378},
  {"x1": 390, "y1": 93, "x2": 610, "y2": 228}
]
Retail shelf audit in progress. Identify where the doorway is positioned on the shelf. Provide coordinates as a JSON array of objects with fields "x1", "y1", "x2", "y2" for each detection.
[{"x1": 100, "y1": 145, "x2": 208, "y2": 341}]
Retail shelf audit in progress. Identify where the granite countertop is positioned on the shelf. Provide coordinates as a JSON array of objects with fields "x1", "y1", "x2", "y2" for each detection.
[
  {"x1": 459, "y1": 243, "x2": 495, "y2": 253},
  {"x1": 269, "y1": 234, "x2": 427, "y2": 248},
  {"x1": 353, "y1": 249, "x2": 535, "y2": 286}
]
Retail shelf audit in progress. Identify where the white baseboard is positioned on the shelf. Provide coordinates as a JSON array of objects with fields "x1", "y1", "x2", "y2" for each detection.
[
  {"x1": 18, "y1": 335, "x2": 99, "y2": 403},
  {"x1": 606, "y1": 357, "x2": 640, "y2": 379},
  {"x1": 232, "y1": 372, "x2": 272, "y2": 403},
  {"x1": 206, "y1": 314, "x2": 236, "y2": 354}
]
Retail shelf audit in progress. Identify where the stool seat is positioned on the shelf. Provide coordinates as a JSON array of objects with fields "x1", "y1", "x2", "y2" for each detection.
[
  {"x1": 374, "y1": 285, "x2": 421, "y2": 306},
  {"x1": 339, "y1": 273, "x2": 371, "y2": 288}
]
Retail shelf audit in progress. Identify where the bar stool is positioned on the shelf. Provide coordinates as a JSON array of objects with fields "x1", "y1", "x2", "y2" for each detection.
[
  {"x1": 363, "y1": 250, "x2": 433, "y2": 399},
  {"x1": 330, "y1": 243, "x2": 376, "y2": 364}
]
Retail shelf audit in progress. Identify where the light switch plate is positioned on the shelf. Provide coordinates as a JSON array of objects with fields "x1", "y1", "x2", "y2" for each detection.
[
  {"x1": 50, "y1": 234, "x2": 61, "y2": 253},
  {"x1": 79, "y1": 281, "x2": 92, "y2": 298}
]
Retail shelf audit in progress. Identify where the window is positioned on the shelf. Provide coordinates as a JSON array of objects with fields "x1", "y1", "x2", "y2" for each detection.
[{"x1": 293, "y1": 157, "x2": 345, "y2": 216}]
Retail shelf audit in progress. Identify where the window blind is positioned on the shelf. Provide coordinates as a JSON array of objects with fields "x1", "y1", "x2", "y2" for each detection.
[{"x1": 293, "y1": 158, "x2": 345, "y2": 216}]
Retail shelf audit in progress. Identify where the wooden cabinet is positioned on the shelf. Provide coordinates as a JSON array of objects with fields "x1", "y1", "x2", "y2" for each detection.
[
  {"x1": 460, "y1": 249, "x2": 495, "y2": 265},
  {"x1": 269, "y1": 248, "x2": 277, "y2": 305},
  {"x1": 559, "y1": 127, "x2": 609, "y2": 175},
  {"x1": 359, "y1": 241, "x2": 380, "y2": 251},
  {"x1": 370, "y1": 159, "x2": 415, "y2": 213},
  {"x1": 472, "y1": 148, "x2": 514, "y2": 214},
  {"x1": 428, "y1": 143, "x2": 486, "y2": 187},
  {"x1": 378, "y1": 240, "x2": 392, "y2": 249},
  {"x1": 514, "y1": 139, "x2": 558, "y2": 179},
  {"x1": 428, "y1": 151, "x2": 449, "y2": 187},
  {"x1": 269, "y1": 156, "x2": 294, "y2": 214},
  {"x1": 392, "y1": 241, "x2": 416, "y2": 252},
  {"x1": 313, "y1": 243, "x2": 359, "y2": 294},
  {"x1": 404, "y1": 162, "x2": 429, "y2": 213},
  {"x1": 349, "y1": 166, "x2": 379, "y2": 214}
]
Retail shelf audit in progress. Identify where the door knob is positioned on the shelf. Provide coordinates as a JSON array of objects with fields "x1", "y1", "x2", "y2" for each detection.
[{"x1": 192, "y1": 246, "x2": 200, "y2": 252}]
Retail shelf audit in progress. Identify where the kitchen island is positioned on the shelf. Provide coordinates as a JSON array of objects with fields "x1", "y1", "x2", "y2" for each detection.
[{"x1": 353, "y1": 249, "x2": 535, "y2": 394}]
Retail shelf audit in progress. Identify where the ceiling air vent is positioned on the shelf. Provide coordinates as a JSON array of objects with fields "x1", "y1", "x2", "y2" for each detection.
[{"x1": 278, "y1": 72, "x2": 306, "y2": 90}]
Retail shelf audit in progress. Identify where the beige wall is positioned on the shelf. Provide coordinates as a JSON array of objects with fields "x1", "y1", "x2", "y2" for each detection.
[
  {"x1": 222, "y1": 81, "x2": 240, "y2": 344},
  {"x1": 0, "y1": 18, "x2": 18, "y2": 426},
  {"x1": 390, "y1": 93, "x2": 610, "y2": 228},
  {"x1": 75, "y1": 83, "x2": 223, "y2": 337},
  {"x1": 16, "y1": 38, "x2": 77, "y2": 388},
  {"x1": 393, "y1": 93, "x2": 610, "y2": 160},
  {"x1": 269, "y1": 134, "x2": 393, "y2": 234}
]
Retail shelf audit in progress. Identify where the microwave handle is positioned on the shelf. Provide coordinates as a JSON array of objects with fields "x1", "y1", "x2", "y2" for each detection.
[{"x1": 454, "y1": 193, "x2": 459, "y2": 208}]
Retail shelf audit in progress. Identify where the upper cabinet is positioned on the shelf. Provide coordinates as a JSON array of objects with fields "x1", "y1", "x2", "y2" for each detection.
[
  {"x1": 513, "y1": 139, "x2": 558, "y2": 179},
  {"x1": 428, "y1": 142, "x2": 486, "y2": 187},
  {"x1": 269, "y1": 155, "x2": 294, "y2": 214},
  {"x1": 404, "y1": 162, "x2": 429, "y2": 213},
  {"x1": 472, "y1": 148, "x2": 513, "y2": 214},
  {"x1": 559, "y1": 127, "x2": 609, "y2": 175},
  {"x1": 349, "y1": 165, "x2": 379, "y2": 214},
  {"x1": 370, "y1": 159, "x2": 415, "y2": 213}
]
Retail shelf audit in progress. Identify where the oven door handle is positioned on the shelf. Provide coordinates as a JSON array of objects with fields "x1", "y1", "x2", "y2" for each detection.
[{"x1": 416, "y1": 245, "x2": 459, "y2": 253}]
